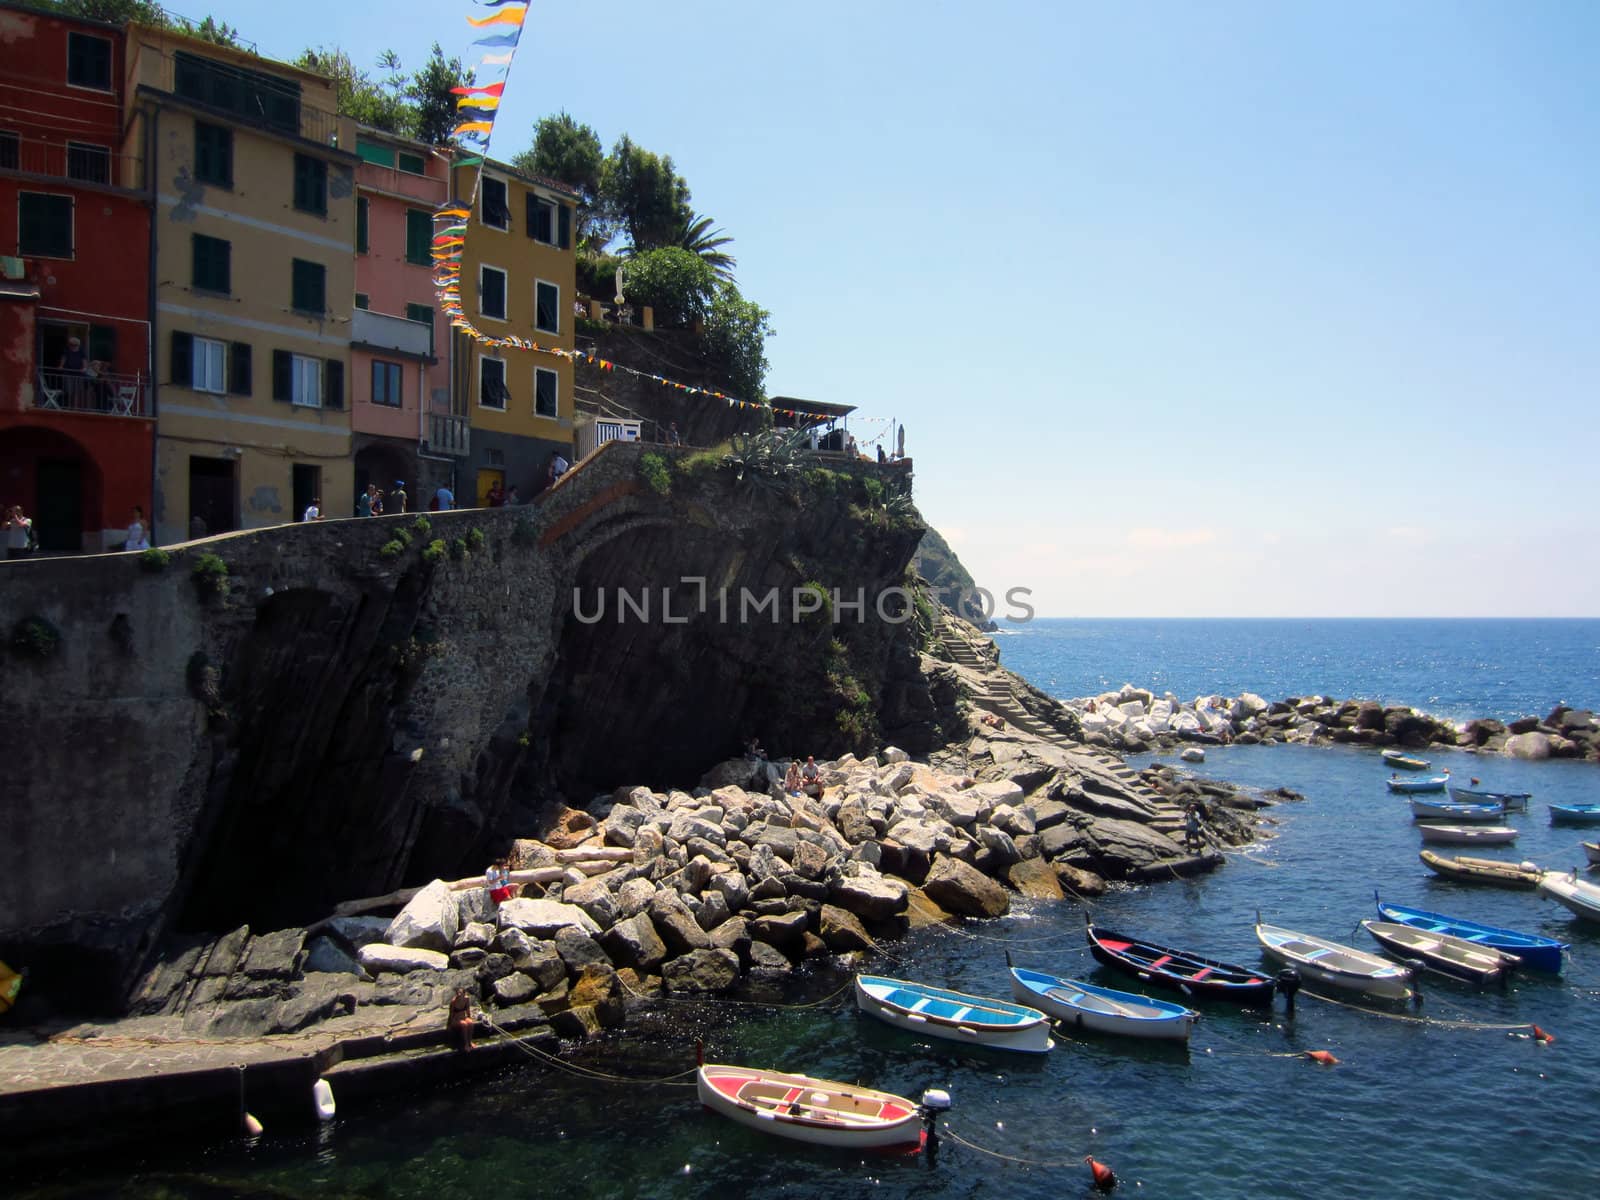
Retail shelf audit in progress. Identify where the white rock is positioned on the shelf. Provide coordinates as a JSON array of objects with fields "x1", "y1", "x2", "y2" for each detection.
[
  {"x1": 928, "y1": 791, "x2": 984, "y2": 828},
  {"x1": 496, "y1": 897, "x2": 601, "y2": 937},
  {"x1": 385, "y1": 879, "x2": 459, "y2": 953},
  {"x1": 358, "y1": 943, "x2": 449, "y2": 973},
  {"x1": 970, "y1": 780, "x2": 1024, "y2": 811},
  {"x1": 882, "y1": 746, "x2": 909, "y2": 764}
]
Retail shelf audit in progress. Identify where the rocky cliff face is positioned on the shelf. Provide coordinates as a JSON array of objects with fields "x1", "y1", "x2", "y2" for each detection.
[{"x1": 0, "y1": 442, "x2": 931, "y2": 1010}]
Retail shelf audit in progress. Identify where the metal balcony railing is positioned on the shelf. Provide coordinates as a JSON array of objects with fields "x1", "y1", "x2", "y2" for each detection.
[
  {"x1": 0, "y1": 135, "x2": 145, "y2": 190},
  {"x1": 33, "y1": 370, "x2": 149, "y2": 418}
]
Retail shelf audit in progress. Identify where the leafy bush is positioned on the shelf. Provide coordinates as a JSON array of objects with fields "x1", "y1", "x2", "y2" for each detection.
[
  {"x1": 468, "y1": 527, "x2": 487, "y2": 551},
  {"x1": 639, "y1": 452, "x2": 672, "y2": 496},
  {"x1": 421, "y1": 538, "x2": 447, "y2": 564},
  {"x1": 799, "y1": 580, "x2": 832, "y2": 622},
  {"x1": 517, "y1": 731, "x2": 531, "y2": 749},
  {"x1": 379, "y1": 539, "x2": 407, "y2": 560},
  {"x1": 702, "y1": 286, "x2": 773, "y2": 401},
  {"x1": 411, "y1": 516, "x2": 432, "y2": 537},
  {"x1": 11, "y1": 615, "x2": 61, "y2": 659},
  {"x1": 138, "y1": 548, "x2": 171, "y2": 572},
  {"x1": 621, "y1": 247, "x2": 717, "y2": 327},
  {"x1": 392, "y1": 526, "x2": 414, "y2": 548},
  {"x1": 449, "y1": 537, "x2": 468, "y2": 560},
  {"x1": 577, "y1": 251, "x2": 624, "y2": 298},
  {"x1": 862, "y1": 477, "x2": 885, "y2": 507},
  {"x1": 191, "y1": 553, "x2": 229, "y2": 596}
]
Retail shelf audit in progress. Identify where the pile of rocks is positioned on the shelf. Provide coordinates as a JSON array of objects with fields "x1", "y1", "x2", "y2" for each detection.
[{"x1": 1070, "y1": 686, "x2": 1600, "y2": 762}]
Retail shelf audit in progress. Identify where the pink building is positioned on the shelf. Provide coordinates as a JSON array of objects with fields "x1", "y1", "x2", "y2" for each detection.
[{"x1": 350, "y1": 127, "x2": 463, "y2": 511}]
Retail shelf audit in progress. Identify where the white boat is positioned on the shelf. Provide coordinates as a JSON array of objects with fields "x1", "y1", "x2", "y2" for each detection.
[
  {"x1": 697, "y1": 1063, "x2": 928, "y2": 1150},
  {"x1": 1360, "y1": 920, "x2": 1520, "y2": 984},
  {"x1": 1537, "y1": 869, "x2": 1600, "y2": 923},
  {"x1": 855, "y1": 975, "x2": 1053, "y2": 1054},
  {"x1": 1416, "y1": 824, "x2": 1518, "y2": 846},
  {"x1": 1584, "y1": 841, "x2": 1600, "y2": 867},
  {"x1": 1409, "y1": 798, "x2": 1506, "y2": 822},
  {"x1": 1008, "y1": 965, "x2": 1196, "y2": 1042},
  {"x1": 1255, "y1": 920, "x2": 1414, "y2": 1002},
  {"x1": 1180, "y1": 747, "x2": 1205, "y2": 763}
]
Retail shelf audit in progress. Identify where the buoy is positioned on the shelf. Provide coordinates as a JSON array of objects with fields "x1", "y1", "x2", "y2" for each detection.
[
  {"x1": 1085, "y1": 1154, "x2": 1117, "y2": 1191},
  {"x1": 313, "y1": 1077, "x2": 336, "y2": 1121},
  {"x1": 1532, "y1": 1025, "x2": 1555, "y2": 1045},
  {"x1": 1305, "y1": 1049, "x2": 1340, "y2": 1066},
  {"x1": 242, "y1": 1112, "x2": 264, "y2": 1136}
]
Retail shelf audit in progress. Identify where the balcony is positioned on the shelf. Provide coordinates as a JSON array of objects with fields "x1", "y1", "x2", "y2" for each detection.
[
  {"x1": 353, "y1": 308, "x2": 433, "y2": 359},
  {"x1": 427, "y1": 413, "x2": 470, "y2": 457},
  {"x1": 33, "y1": 370, "x2": 149, "y2": 418},
  {"x1": 0, "y1": 135, "x2": 145, "y2": 190},
  {"x1": 141, "y1": 49, "x2": 347, "y2": 150}
]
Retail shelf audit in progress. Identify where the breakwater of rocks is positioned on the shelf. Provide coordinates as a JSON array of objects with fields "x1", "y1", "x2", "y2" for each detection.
[{"x1": 1069, "y1": 685, "x2": 1600, "y2": 762}]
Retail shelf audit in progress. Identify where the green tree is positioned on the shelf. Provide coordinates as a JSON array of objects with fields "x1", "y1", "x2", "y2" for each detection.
[
  {"x1": 180, "y1": 14, "x2": 242, "y2": 46},
  {"x1": 620, "y1": 247, "x2": 717, "y2": 327},
  {"x1": 677, "y1": 210, "x2": 736, "y2": 282},
  {"x1": 40, "y1": 0, "x2": 169, "y2": 23},
  {"x1": 295, "y1": 46, "x2": 409, "y2": 133},
  {"x1": 407, "y1": 42, "x2": 474, "y2": 146},
  {"x1": 512, "y1": 112, "x2": 608, "y2": 246},
  {"x1": 601, "y1": 134, "x2": 691, "y2": 252},
  {"x1": 702, "y1": 285, "x2": 773, "y2": 401}
]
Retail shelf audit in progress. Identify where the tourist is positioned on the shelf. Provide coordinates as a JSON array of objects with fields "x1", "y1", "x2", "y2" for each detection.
[
  {"x1": 371, "y1": 487, "x2": 384, "y2": 517},
  {"x1": 57, "y1": 336, "x2": 87, "y2": 404},
  {"x1": 547, "y1": 451, "x2": 569, "y2": 486},
  {"x1": 801, "y1": 755, "x2": 822, "y2": 799},
  {"x1": 447, "y1": 986, "x2": 476, "y2": 1052},
  {"x1": 487, "y1": 481, "x2": 505, "y2": 508},
  {"x1": 876, "y1": 444, "x2": 886, "y2": 464},
  {"x1": 433, "y1": 483, "x2": 455, "y2": 511},
  {"x1": 784, "y1": 760, "x2": 803, "y2": 797},
  {"x1": 302, "y1": 497, "x2": 322, "y2": 522},
  {"x1": 125, "y1": 506, "x2": 150, "y2": 551},
  {"x1": 667, "y1": 421, "x2": 682, "y2": 446},
  {"x1": 506, "y1": 485, "x2": 521, "y2": 506},
  {"x1": 744, "y1": 735, "x2": 767, "y2": 761},
  {"x1": 485, "y1": 857, "x2": 517, "y2": 905},
  {"x1": 391, "y1": 481, "x2": 407, "y2": 514},
  {"x1": 1183, "y1": 804, "x2": 1204, "y2": 852},
  {"x1": 846, "y1": 434, "x2": 859, "y2": 457},
  {"x1": 357, "y1": 486, "x2": 372, "y2": 518},
  {"x1": 4, "y1": 504, "x2": 34, "y2": 559}
]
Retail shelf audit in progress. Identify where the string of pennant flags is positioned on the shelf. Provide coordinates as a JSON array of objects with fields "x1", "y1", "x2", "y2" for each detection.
[{"x1": 433, "y1": 2, "x2": 837, "y2": 424}]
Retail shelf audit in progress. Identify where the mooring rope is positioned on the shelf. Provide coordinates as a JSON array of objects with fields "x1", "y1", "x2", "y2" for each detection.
[
  {"x1": 614, "y1": 972, "x2": 858, "y2": 1011},
  {"x1": 939, "y1": 1123, "x2": 1096, "y2": 1169},
  {"x1": 478, "y1": 1014, "x2": 697, "y2": 1086},
  {"x1": 1296, "y1": 986, "x2": 1551, "y2": 1033}
]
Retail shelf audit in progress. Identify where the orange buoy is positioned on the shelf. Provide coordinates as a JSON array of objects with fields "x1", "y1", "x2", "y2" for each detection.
[
  {"x1": 1084, "y1": 1154, "x2": 1117, "y2": 1191},
  {"x1": 1305, "y1": 1049, "x2": 1340, "y2": 1066},
  {"x1": 1532, "y1": 1025, "x2": 1555, "y2": 1045}
]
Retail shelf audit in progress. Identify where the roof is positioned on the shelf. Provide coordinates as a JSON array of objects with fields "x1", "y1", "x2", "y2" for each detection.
[
  {"x1": 0, "y1": 1, "x2": 121, "y2": 34},
  {"x1": 476, "y1": 156, "x2": 583, "y2": 200},
  {"x1": 772, "y1": 396, "x2": 856, "y2": 418}
]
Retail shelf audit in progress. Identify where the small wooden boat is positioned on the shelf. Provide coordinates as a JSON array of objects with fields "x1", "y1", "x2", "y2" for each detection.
[
  {"x1": 1584, "y1": 841, "x2": 1600, "y2": 867},
  {"x1": 1410, "y1": 798, "x2": 1506, "y2": 822},
  {"x1": 1419, "y1": 849, "x2": 1542, "y2": 888},
  {"x1": 697, "y1": 1064, "x2": 927, "y2": 1149},
  {"x1": 1548, "y1": 804, "x2": 1600, "y2": 826},
  {"x1": 1383, "y1": 749, "x2": 1431, "y2": 771},
  {"x1": 1417, "y1": 823, "x2": 1518, "y2": 846},
  {"x1": 1008, "y1": 964, "x2": 1196, "y2": 1042},
  {"x1": 1255, "y1": 919, "x2": 1413, "y2": 1001},
  {"x1": 1375, "y1": 894, "x2": 1565, "y2": 972},
  {"x1": 1086, "y1": 922, "x2": 1275, "y2": 1005},
  {"x1": 1179, "y1": 747, "x2": 1205, "y2": 763},
  {"x1": 854, "y1": 975, "x2": 1053, "y2": 1054},
  {"x1": 1449, "y1": 786, "x2": 1531, "y2": 810},
  {"x1": 1387, "y1": 774, "x2": 1449, "y2": 794},
  {"x1": 1537, "y1": 870, "x2": 1600, "y2": 923},
  {"x1": 1360, "y1": 919, "x2": 1519, "y2": 984}
]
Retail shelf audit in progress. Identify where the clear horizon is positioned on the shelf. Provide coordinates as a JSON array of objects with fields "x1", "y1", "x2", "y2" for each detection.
[{"x1": 188, "y1": 0, "x2": 1600, "y2": 619}]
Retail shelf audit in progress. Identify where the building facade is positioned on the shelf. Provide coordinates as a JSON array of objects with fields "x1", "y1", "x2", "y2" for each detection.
[
  {"x1": 126, "y1": 24, "x2": 357, "y2": 541},
  {"x1": 350, "y1": 126, "x2": 460, "y2": 512},
  {"x1": 451, "y1": 159, "x2": 576, "y2": 504},
  {"x1": 0, "y1": 3, "x2": 155, "y2": 552}
]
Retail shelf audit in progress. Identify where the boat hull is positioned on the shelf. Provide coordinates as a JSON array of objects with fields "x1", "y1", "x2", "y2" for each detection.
[
  {"x1": 1584, "y1": 842, "x2": 1600, "y2": 867},
  {"x1": 1256, "y1": 923, "x2": 1413, "y2": 1001},
  {"x1": 1361, "y1": 920, "x2": 1516, "y2": 984},
  {"x1": 1383, "y1": 751, "x2": 1431, "y2": 771},
  {"x1": 1086, "y1": 923, "x2": 1275, "y2": 1006},
  {"x1": 1419, "y1": 849, "x2": 1542, "y2": 889},
  {"x1": 1375, "y1": 898, "x2": 1565, "y2": 973},
  {"x1": 1388, "y1": 775, "x2": 1449, "y2": 794},
  {"x1": 1417, "y1": 824, "x2": 1517, "y2": 846},
  {"x1": 1538, "y1": 871, "x2": 1600, "y2": 922},
  {"x1": 697, "y1": 1064, "x2": 924, "y2": 1150},
  {"x1": 855, "y1": 975, "x2": 1053, "y2": 1054},
  {"x1": 1448, "y1": 787, "x2": 1530, "y2": 810},
  {"x1": 1410, "y1": 799, "x2": 1507, "y2": 822},
  {"x1": 1008, "y1": 967, "x2": 1195, "y2": 1042},
  {"x1": 1548, "y1": 805, "x2": 1600, "y2": 826}
]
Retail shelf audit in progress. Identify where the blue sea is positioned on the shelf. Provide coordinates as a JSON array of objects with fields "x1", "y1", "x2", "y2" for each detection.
[{"x1": 14, "y1": 620, "x2": 1600, "y2": 1199}]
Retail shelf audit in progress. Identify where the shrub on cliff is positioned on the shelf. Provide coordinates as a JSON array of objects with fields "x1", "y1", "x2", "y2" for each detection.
[
  {"x1": 639, "y1": 452, "x2": 672, "y2": 496},
  {"x1": 10, "y1": 615, "x2": 61, "y2": 659},
  {"x1": 422, "y1": 539, "x2": 448, "y2": 564},
  {"x1": 137, "y1": 548, "x2": 171, "y2": 572},
  {"x1": 378, "y1": 539, "x2": 407, "y2": 560},
  {"x1": 191, "y1": 553, "x2": 228, "y2": 597}
]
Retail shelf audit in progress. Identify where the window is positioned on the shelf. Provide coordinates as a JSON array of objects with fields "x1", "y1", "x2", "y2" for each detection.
[
  {"x1": 171, "y1": 334, "x2": 227, "y2": 393},
  {"x1": 228, "y1": 342, "x2": 251, "y2": 395},
  {"x1": 174, "y1": 52, "x2": 300, "y2": 135},
  {"x1": 291, "y1": 354, "x2": 321, "y2": 407},
  {"x1": 18, "y1": 192, "x2": 72, "y2": 258},
  {"x1": 527, "y1": 195, "x2": 555, "y2": 245},
  {"x1": 66, "y1": 142, "x2": 109, "y2": 185},
  {"x1": 405, "y1": 303, "x2": 434, "y2": 355},
  {"x1": 354, "y1": 293, "x2": 369, "y2": 309},
  {"x1": 355, "y1": 138, "x2": 394, "y2": 167},
  {"x1": 372, "y1": 360, "x2": 403, "y2": 407},
  {"x1": 293, "y1": 154, "x2": 327, "y2": 215},
  {"x1": 67, "y1": 32, "x2": 112, "y2": 91},
  {"x1": 398, "y1": 151, "x2": 426, "y2": 176},
  {"x1": 291, "y1": 259, "x2": 326, "y2": 314},
  {"x1": 405, "y1": 209, "x2": 431, "y2": 265},
  {"x1": 481, "y1": 176, "x2": 509, "y2": 230},
  {"x1": 191, "y1": 233, "x2": 231, "y2": 293},
  {"x1": 478, "y1": 264, "x2": 506, "y2": 320},
  {"x1": 479, "y1": 356, "x2": 507, "y2": 409},
  {"x1": 273, "y1": 351, "x2": 341, "y2": 408},
  {"x1": 535, "y1": 367, "x2": 558, "y2": 419},
  {"x1": 356, "y1": 197, "x2": 369, "y2": 253},
  {"x1": 194, "y1": 121, "x2": 232, "y2": 188},
  {"x1": 535, "y1": 280, "x2": 560, "y2": 334},
  {"x1": 0, "y1": 131, "x2": 17, "y2": 170}
]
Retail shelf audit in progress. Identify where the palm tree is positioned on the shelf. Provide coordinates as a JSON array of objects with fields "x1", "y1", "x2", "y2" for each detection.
[{"x1": 677, "y1": 211, "x2": 737, "y2": 282}]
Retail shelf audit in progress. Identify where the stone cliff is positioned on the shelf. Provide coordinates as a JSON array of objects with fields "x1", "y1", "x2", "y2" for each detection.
[{"x1": 0, "y1": 441, "x2": 934, "y2": 1009}]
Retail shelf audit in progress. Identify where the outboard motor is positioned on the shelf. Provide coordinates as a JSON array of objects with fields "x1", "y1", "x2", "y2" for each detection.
[
  {"x1": 918, "y1": 1088, "x2": 951, "y2": 1162},
  {"x1": 1276, "y1": 967, "x2": 1302, "y2": 1017}
]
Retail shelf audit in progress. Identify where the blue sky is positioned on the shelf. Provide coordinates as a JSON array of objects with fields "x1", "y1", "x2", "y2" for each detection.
[{"x1": 194, "y1": 0, "x2": 1599, "y2": 616}]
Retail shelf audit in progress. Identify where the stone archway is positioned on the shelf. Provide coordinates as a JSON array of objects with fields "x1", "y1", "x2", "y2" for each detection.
[{"x1": 0, "y1": 423, "x2": 103, "y2": 552}]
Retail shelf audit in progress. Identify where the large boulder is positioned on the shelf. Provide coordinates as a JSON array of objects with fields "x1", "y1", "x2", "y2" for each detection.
[
  {"x1": 385, "y1": 880, "x2": 460, "y2": 953},
  {"x1": 1007, "y1": 857, "x2": 1064, "y2": 900},
  {"x1": 829, "y1": 868, "x2": 909, "y2": 921},
  {"x1": 749, "y1": 910, "x2": 809, "y2": 953},
  {"x1": 921, "y1": 854, "x2": 1009, "y2": 918},
  {"x1": 357, "y1": 943, "x2": 449, "y2": 974},
  {"x1": 649, "y1": 890, "x2": 711, "y2": 954},
  {"x1": 492, "y1": 972, "x2": 539, "y2": 1006},
  {"x1": 496, "y1": 898, "x2": 602, "y2": 938},
  {"x1": 1505, "y1": 732, "x2": 1552, "y2": 760},
  {"x1": 562, "y1": 878, "x2": 620, "y2": 931},
  {"x1": 600, "y1": 913, "x2": 668, "y2": 972},
  {"x1": 554, "y1": 925, "x2": 611, "y2": 974},
  {"x1": 818, "y1": 904, "x2": 874, "y2": 951},
  {"x1": 662, "y1": 948, "x2": 741, "y2": 994}
]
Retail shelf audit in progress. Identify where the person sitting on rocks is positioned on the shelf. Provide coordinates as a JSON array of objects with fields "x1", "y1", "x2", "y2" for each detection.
[
  {"x1": 485, "y1": 858, "x2": 517, "y2": 905},
  {"x1": 784, "y1": 760, "x2": 803, "y2": 797},
  {"x1": 801, "y1": 755, "x2": 822, "y2": 799},
  {"x1": 447, "y1": 986, "x2": 476, "y2": 1052},
  {"x1": 745, "y1": 735, "x2": 767, "y2": 761}
]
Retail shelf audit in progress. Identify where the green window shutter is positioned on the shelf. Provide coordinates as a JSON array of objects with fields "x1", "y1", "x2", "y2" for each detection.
[
  {"x1": 558, "y1": 204, "x2": 571, "y2": 250},
  {"x1": 397, "y1": 151, "x2": 425, "y2": 175},
  {"x1": 324, "y1": 359, "x2": 344, "y2": 410},
  {"x1": 294, "y1": 155, "x2": 327, "y2": 215},
  {"x1": 292, "y1": 260, "x2": 325, "y2": 313},
  {"x1": 356, "y1": 138, "x2": 395, "y2": 167},
  {"x1": 272, "y1": 349, "x2": 292, "y2": 402},
  {"x1": 354, "y1": 293, "x2": 369, "y2": 310},
  {"x1": 170, "y1": 331, "x2": 192, "y2": 386},
  {"x1": 357, "y1": 197, "x2": 369, "y2": 253},
  {"x1": 192, "y1": 234, "x2": 230, "y2": 293},
  {"x1": 406, "y1": 210, "x2": 431, "y2": 265},
  {"x1": 228, "y1": 342, "x2": 252, "y2": 395}
]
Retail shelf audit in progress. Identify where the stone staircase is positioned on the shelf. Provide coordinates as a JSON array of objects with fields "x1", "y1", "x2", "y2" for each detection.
[{"x1": 936, "y1": 618, "x2": 1188, "y2": 836}]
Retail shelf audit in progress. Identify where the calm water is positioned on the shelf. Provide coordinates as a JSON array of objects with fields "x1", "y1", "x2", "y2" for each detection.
[
  {"x1": 14, "y1": 626, "x2": 1600, "y2": 1199},
  {"x1": 997, "y1": 618, "x2": 1600, "y2": 721}
]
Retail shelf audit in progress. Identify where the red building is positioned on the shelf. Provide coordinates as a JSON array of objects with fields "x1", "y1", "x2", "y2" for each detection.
[{"x1": 0, "y1": 2, "x2": 153, "y2": 552}]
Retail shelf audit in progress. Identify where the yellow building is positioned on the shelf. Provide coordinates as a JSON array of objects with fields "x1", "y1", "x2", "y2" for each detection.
[
  {"x1": 450, "y1": 159, "x2": 577, "y2": 504},
  {"x1": 125, "y1": 26, "x2": 357, "y2": 540}
]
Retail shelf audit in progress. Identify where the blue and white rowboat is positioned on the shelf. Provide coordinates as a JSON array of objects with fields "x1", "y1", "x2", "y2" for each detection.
[
  {"x1": 1410, "y1": 798, "x2": 1506, "y2": 822},
  {"x1": 1388, "y1": 775, "x2": 1450, "y2": 794},
  {"x1": 1449, "y1": 787, "x2": 1531, "y2": 810},
  {"x1": 1549, "y1": 804, "x2": 1600, "y2": 826},
  {"x1": 1008, "y1": 965, "x2": 1196, "y2": 1042},
  {"x1": 854, "y1": 975, "x2": 1054, "y2": 1054},
  {"x1": 1375, "y1": 893, "x2": 1565, "y2": 972}
]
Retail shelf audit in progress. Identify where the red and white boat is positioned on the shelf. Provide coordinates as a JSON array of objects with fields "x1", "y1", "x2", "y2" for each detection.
[{"x1": 697, "y1": 1063, "x2": 935, "y2": 1150}]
